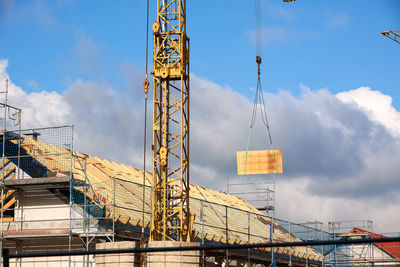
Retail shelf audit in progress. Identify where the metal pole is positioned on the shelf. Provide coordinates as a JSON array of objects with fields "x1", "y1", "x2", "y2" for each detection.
[
  {"x1": 200, "y1": 200, "x2": 204, "y2": 267},
  {"x1": 69, "y1": 126, "x2": 74, "y2": 267},
  {"x1": 1, "y1": 80, "x2": 8, "y2": 265},
  {"x1": 333, "y1": 223, "x2": 338, "y2": 267},
  {"x1": 6, "y1": 236, "x2": 400, "y2": 259},
  {"x1": 370, "y1": 221, "x2": 374, "y2": 263},
  {"x1": 0, "y1": 237, "x2": 2, "y2": 267},
  {"x1": 247, "y1": 211, "x2": 251, "y2": 267},
  {"x1": 4, "y1": 79, "x2": 7, "y2": 131},
  {"x1": 84, "y1": 158, "x2": 88, "y2": 267},
  {"x1": 84, "y1": 157, "x2": 88, "y2": 246},
  {"x1": 113, "y1": 177, "x2": 116, "y2": 242},
  {"x1": 305, "y1": 226, "x2": 308, "y2": 267},
  {"x1": 2, "y1": 249, "x2": 9, "y2": 267},
  {"x1": 16, "y1": 109, "x2": 21, "y2": 179},
  {"x1": 225, "y1": 205, "x2": 229, "y2": 265},
  {"x1": 270, "y1": 216, "x2": 274, "y2": 265},
  {"x1": 289, "y1": 222, "x2": 292, "y2": 267},
  {"x1": 321, "y1": 224, "x2": 324, "y2": 267}
]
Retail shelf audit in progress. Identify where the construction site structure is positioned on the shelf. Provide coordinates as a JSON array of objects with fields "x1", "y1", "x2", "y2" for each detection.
[
  {"x1": 381, "y1": 30, "x2": 400, "y2": 45},
  {"x1": 227, "y1": 180, "x2": 276, "y2": 215},
  {"x1": 324, "y1": 220, "x2": 400, "y2": 266},
  {"x1": 151, "y1": 0, "x2": 191, "y2": 242},
  {"x1": 0, "y1": 106, "x2": 398, "y2": 266},
  {"x1": 0, "y1": 115, "x2": 326, "y2": 266},
  {"x1": 0, "y1": 80, "x2": 324, "y2": 266}
]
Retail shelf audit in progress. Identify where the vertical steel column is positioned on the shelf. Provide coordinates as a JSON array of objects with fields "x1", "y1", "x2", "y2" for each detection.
[
  {"x1": 2, "y1": 249, "x2": 9, "y2": 267},
  {"x1": 1, "y1": 79, "x2": 8, "y2": 244},
  {"x1": 247, "y1": 211, "x2": 251, "y2": 267},
  {"x1": 200, "y1": 200, "x2": 205, "y2": 267},
  {"x1": 225, "y1": 205, "x2": 229, "y2": 265},
  {"x1": 113, "y1": 177, "x2": 116, "y2": 242},
  {"x1": 305, "y1": 227, "x2": 309, "y2": 267},
  {"x1": 16, "y1": 110, "x2": 21, "y2": 179},
  {"x1": 151, "y1": 0, "x2": 191, "y2": 242},
  {"x1": 69, "y1": 126, "x2": 74, "y2": 267},
  {"x1": 289, "y1": 222, "x2": 292, "y2": 267},
  {"x1": 321, "y1": 225, "x2": 324, "y2": 267}
]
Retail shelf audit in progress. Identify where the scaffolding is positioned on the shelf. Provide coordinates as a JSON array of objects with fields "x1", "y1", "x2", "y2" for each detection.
[
  {"x1": 324, "y1": 220, "x2": 375, "y2": 266},
  {"x1": 227, "y1": 180, "x2": 275, "y2": 216},
  {"x1": 0, "y1": 121, "x2": 119, "y2": 266}
]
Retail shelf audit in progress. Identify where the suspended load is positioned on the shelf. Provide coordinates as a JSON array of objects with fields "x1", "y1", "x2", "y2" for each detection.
[
  {"x1": 237, "y1": 149, "x2": 282, "y2": 175},
  {"x1": 236, "y1": 53, "x2": 283, "y2": 175}
]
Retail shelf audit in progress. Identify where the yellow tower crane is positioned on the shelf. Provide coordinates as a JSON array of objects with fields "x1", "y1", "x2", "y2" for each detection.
[
  {"x1": 148, "y1": 0, "x2": 294, "y2": 242},
  {"x1": 150, "y1": 0, "x2": 192, "y2": 242},
  {"x1": 381, "y1": 30, "x2": 400, "y2": 45}
]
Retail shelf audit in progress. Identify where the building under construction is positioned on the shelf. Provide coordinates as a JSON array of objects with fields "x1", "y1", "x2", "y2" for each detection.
[
  {"x1": 1, "y1": 126, "x2": 399, "y2": 266},
  {"x1": 0, "y1": 126, "x2": 327, "y2": 266}
]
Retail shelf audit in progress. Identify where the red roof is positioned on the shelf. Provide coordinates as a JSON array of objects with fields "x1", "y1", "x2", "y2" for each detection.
[{"x1": 348, "y1": 228, "x2": 400, "y2": 258}]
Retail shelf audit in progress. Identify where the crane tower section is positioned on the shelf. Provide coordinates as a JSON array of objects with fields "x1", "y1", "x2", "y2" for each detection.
[
  {"x1": 381, "y1": 30, "x2": 400, "y2": 45},
  {"x1": 151, "y1": 0, "x2": 191, "y2": 241}
]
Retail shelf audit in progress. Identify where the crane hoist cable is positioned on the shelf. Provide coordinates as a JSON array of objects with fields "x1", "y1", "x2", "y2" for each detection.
[
  {"x1": 244, "y1": 0, "x2": 279, "y2": 175},
  {"x1": 141, "y1": 0, "x2": 150, "y2": 263}
]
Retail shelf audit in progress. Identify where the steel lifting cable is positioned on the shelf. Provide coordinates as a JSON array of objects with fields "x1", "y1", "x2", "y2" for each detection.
[
  {"x1": 141, "y1": 0, "x2": 150, "y2": 262},
  {"x1": 244, "y1": 0, "x2": 278, "y2": 175}
]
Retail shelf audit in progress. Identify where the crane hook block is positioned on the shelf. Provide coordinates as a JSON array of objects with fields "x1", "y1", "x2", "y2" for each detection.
[
  {"x1": 256, "y1": 56, "x2": 262, "y2": 65},
  {"x1": 144, "y1": 78, "x2": 149, "y2": 95}
]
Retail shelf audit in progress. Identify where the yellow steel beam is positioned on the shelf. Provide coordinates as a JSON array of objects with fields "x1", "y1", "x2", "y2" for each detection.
[
  {"x1": 151, "y1": 0, "x2": 191, "y2": 242},
  {"x1": 381, "y1": 30, "x2": 400, "y2": 45}
]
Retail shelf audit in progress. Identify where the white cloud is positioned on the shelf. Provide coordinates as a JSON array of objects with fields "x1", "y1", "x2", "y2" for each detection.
[
  {"x1": 337, "y1": 87, "x2": 400, "y2": 136},
  {"x1": 263, "y1": 0, "x2": 295, "y2": 22},
  {"x1": 0, "y1": 0, "x2": 55, "y2": 26},
  {"x1": 0, "y1": 0, "x2": 14, "y2": 25},
  {"x1": 73, "y1": 33, "x2": 103, "y2": 74},
  {"x1": 248, "y1": 26, "x2": 289, "y2": 46},
  {"x1": 27, "y1": 80, "x2": 40, "y2": 91},
  {"x1": 276, "y1": 178, "x2": 400, "y2": 233},
  {"x1": 1, "y1": 58, "x2": 400, "y2": 234},
  {"x1": 326, "y1": 13, "x2": 349, "y2": 28},
  {"x1": 0, "y1": 59, "x2": 70, "y2": 129},
  {"x1": 248, "y1": 26, "x2": 315, "y2": 47}
]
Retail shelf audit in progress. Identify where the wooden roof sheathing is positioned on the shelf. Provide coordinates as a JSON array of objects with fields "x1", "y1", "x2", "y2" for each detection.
[
  {"x1": 237, "y1": 150, "x2": 283, "y2": 175},
  {"x1": 1, "y1": 137, "x2": 322, "y2": 262}
]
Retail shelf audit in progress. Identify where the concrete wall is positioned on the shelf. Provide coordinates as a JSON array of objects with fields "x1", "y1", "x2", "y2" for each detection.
[
  {"x1": 95, "y1": 241, "x2": 139, "y2": 267},
  {"x1": 147, "y1": 241, "x2": 200, "y2": 267},
  {"x1": 13, "y1": 188, "x2": 70, "y2": 230},
  {"x1": 6, "y1": 237, "x2": 96, "y2": 267}
]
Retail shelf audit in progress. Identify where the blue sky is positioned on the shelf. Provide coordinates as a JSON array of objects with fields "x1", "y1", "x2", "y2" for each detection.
[
  {"x1": 1, "y1": 0, "x2": 399, "y2": 105},
  {"x1": 1, "y1": 0, "x2": 400, "y2": 231}
]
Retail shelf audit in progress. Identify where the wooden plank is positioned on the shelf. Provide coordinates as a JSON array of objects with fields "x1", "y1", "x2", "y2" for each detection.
[
  {"x1": 101, "y1": 159, "x2": 118, "y2": 173},
  {"x1": 0, "y1": 158, "x2": 10, "y2": 169},
  {"x1": 237, "y1": 149, "x2": 283, "y2": 175},
  {"x1": 3, "y1": 165, "x2": 16, "y2": 179},
  {"x1": 1, "y1": 217, "x2": 14, "y2": 222},
  {"x1": 39, "y1": 142, "x2": 70, "y2": 172},
  {"x1": 92, "y1": 157, "x2": 118, "y2": 178},
  {"x1": 85, "y1": 157, "x2": 113, "y2": 182},
  {"x1": 2, "y1": 197, "x2": 16, "y2": 211},
  {"x1": 19, "y1": 139, "x2": 59, "y2": 173},
  {"x1": 2, "y1": 189, "x2": 15, "y2": 203}
]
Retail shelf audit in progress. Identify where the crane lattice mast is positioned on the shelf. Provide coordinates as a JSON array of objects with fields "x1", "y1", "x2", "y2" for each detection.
[
  {"x1": 150, "y1": 0, "x2": 192, "y2": 241},
  {"x1": 381, "y1": 30, "x2": 400, "y2": 45}
]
